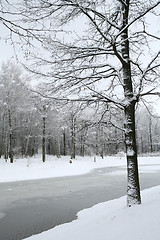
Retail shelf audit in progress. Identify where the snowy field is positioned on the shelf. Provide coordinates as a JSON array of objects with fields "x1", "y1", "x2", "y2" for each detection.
[
  {"x1": 0, "y1": 154, "x2": 160, "y2": 240},
  {"x1": 0, "y1": 154, "x2": 160, "y2": 182}
]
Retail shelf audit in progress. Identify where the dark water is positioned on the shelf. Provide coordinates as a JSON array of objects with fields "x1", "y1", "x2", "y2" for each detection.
[{"x1": 0, "y1": 166, "x2": 160, "y2": 240}]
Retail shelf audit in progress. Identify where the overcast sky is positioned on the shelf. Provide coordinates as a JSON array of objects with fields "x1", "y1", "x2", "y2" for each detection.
[
  {"x1": 0, "y1": 3, "x2": 160, "y2": 116},
  {"x1": 0, "y1": 40, "x2": 14, "y2": 64}
]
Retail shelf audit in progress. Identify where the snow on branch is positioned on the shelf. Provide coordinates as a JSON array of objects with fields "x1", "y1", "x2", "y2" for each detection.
[{"x1": 116, "y1": 1, "x2": 160, "y2": 40}]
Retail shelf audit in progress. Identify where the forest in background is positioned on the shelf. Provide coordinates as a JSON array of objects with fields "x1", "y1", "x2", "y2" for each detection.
[
  {"x1": 1, "y1": 0, "x2": 160, "y2": 206},
  {"x1": 0, "y1": 62, "x2": 159, "y2": 163}
]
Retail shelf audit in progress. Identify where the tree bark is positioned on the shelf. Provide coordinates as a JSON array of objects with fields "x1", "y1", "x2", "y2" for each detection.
[
  {"x1": 121, "y1": 0, "x2": 141, "y2": 206},
  {"x1": 124, "y1": 103, "x2": 141, "y2": 206},
  {"x1": 80, "y1": 133, "x2": 85, "y2": 157},
  {"x1": 71, "y1": 114, "x2": 76, "y2": 159},
  {"x1": 141, "y1": 134, "x2": 144, "y2": 154},
  {"x1": 56, "y1": 136, "x2": 61, "y2": 158},
  {"x1": 100, "y1": 126, "x2": 104, "y2": 159},
  {"x1": 42, "y1": 116, "x2": 46, "y2": 162},
  {"x1": 95, "y1": 124, "x2": 99, "y2": 156},
  {"x1": 63, "y1": 130, "x2": 66, "y2": 156},
  {"x1": 149, "y1": 116, "x2": 153, "y2": 153},
  {"x1": 8, "y1": 109, "x2": 14, "y2": 163}
]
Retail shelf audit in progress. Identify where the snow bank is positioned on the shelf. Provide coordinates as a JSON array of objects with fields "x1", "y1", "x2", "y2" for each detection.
[
  {"x1": 0, "y1": 155, "x2": 160, "y2": 182},
  {"x1": 24, "y1": 186, "x2": 160, "y2": 240},
  {"x1": 1, "y1": 154, "x2": 160, "y2": 239},
  {"x1": 0, "y1": 155, "x2": 124, "y2": 182}
]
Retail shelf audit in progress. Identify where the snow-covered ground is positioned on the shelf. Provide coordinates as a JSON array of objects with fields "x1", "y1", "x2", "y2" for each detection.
[
  {"x1": 0, "y1": 154, "x2": 160, "y2": 182},
  {"x1": 24, "y1": 185, "x2": 160, "y2": 240},
  {"x1": 1, "y1": 154, "x2": 160, "y2": 240}
]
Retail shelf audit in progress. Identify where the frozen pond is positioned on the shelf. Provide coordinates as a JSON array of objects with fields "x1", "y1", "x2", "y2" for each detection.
[{"x1": 0, "y1": 166, "x2": 160, "y2": 240}]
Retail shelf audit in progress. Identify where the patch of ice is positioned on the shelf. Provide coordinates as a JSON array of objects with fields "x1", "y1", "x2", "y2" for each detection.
[{"x1": 0, "y1": 212, "x2": 5, "y2": 219}]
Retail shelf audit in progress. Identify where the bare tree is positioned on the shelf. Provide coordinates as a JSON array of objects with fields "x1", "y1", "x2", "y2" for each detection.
[
  {"x1": 136, "y1": 106, "x2": 160, "y2": 154},
  {"x1": 23, "y1": 0, "x2": 160, "y2": 206},
  {"x1": 0, "y1": 0, "x2": 55, "y2": 64},
  {"x1": 0, "y1": 61, "x2": 32, "y2": 161}
]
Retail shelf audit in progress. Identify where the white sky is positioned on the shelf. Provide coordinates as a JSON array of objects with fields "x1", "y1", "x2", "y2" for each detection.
[
  {"x1": 0, "y1": 40, "x2": 15, "y2": 64},
  {"x1": 0, "y1": 2, "x2": 160, "y2": 114},
  {"x1": 0, "y1": 4, "x2": 159, "y2": 63}
]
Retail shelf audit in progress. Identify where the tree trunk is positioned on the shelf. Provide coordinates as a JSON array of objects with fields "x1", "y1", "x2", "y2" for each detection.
[
  {"x1": 8, "y1": 109, "x2": 14, "y2": 163},
  {"x1": 71, "y1": 115, "x2": 76, "y2": 159},
  {"x1": 95, "y1": 124, "x2": 99, "y2": 156},
  {"x1": 121, "y1": 0, "x2": 141, "y2": 206},
  {"x1": 100, "y1": 126, "x2": 104, "y2": 159},
  {"x1": 42, "y1": 116, "x2": 46, "y2": 162},
  {"x1": 141, "y1": 134, "x2": 144, "y2": 154},
  {"x1": 149, "y1": 116, "x2": 153, "y2": 153},
  {"x1": 47, "y1": 134, "x2": 51, "y2": 155},
  {"x1": 63, "y1": 130, "x2": 66, "y2": 156},
  {"x1": 4, "y1": 114, "x2": 9, "y2": 161},
  {"x1": 4, "y1": 133, "x2": 8, "y2": 161},
  {"x1": 0, "y1": 114, "x2": 5, "y2": 158},
  {"x1": 56, "y1": 136, "x2": 61, "y2": 158},
  {"x1": 114, "y1": 128, "x2": 118, "y2": 154},
  {"x1": 80, "y1": 133, "x2": 85, "y2": 157},
  {"x1": 25, "y1": 129, "x2": 32, "y2": 157},
  {"x1": 124, "y1": 103, "x2": 141, "y2": 206}
]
